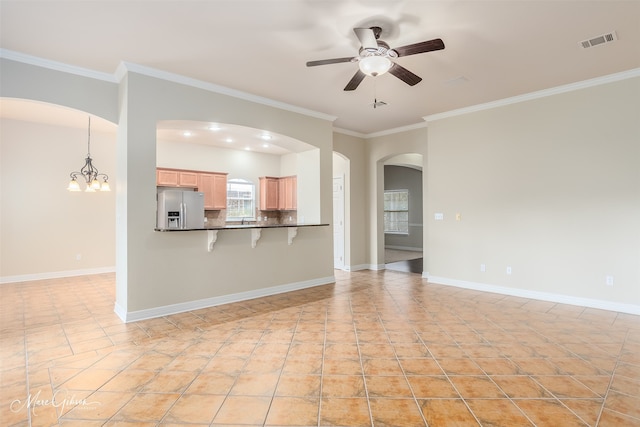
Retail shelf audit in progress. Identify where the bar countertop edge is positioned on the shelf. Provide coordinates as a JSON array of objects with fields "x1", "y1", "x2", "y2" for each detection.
[{"x1": 154, "y1": 223, "x2": 330, "y2": 232}]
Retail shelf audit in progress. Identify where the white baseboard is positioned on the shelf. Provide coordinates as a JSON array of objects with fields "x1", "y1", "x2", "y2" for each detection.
[
  {"x1": 116, "y1": 275, "x2": 336, "y2": 323},
  {"x1": 346, "y1": 264, "x2": 369, "y2": 272},
  {"x1": 385, "y1": 245, "x2": 423, "y2": 252},
  {"x1": 427, "y1": 275, "x2": 640, "y2": 316},
  {"x1": 0, "y1": 266, "x2": 116, "y2": 284},
  {"x1": 369, "y1": 263, "x2": 386, "y2": 271}
]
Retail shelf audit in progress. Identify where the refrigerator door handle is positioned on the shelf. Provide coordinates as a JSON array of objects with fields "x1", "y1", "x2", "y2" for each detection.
[
  {"x1": 183, "y1": 203, "x2": 187, "y2": 229},
  {"x1": 180, "y1": 202, "x2": 185, "y2": 229}
]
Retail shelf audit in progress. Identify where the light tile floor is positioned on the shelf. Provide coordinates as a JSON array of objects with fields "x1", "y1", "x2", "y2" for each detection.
[{"x1": 1, "y1": 270, "x2": 639, "y2": 426}]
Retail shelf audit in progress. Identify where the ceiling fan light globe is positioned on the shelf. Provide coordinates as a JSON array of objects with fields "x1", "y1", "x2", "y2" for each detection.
[{"x1": 358, "y1": 56, "x2": 392, "y2": 77}]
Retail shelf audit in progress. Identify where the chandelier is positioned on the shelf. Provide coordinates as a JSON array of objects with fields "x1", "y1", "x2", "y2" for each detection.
[{"x1": 67, "y1": 116, "x2": 110, "y2": 192}]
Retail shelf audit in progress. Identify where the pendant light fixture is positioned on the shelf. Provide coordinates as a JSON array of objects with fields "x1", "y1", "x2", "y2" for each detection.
[{"x1": 67, "y1": 116, "x2": 110, "y2": 192}]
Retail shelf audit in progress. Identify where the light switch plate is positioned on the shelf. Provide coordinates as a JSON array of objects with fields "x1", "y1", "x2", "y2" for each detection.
[{"x1": 435, "y1": 213, "x2": 444, "y2": 221}]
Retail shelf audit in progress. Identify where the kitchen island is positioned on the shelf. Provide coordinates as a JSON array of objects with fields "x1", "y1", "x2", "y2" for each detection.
[{"x1": 155, "y1": 223, "x2": 329, "y2": 251}]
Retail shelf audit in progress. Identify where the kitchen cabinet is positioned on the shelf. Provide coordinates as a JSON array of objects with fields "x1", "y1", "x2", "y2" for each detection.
[
  {"x1": 156, "y1": 168, "x2": 198, "y2": 188},
  {"x1": 260, "y1": 175, "x2": 297, "y2": 211},
  {"x1": 199, "y1": 172, "x2": 227, "y2": 210},
  {"x1": 259, "y1": 177, "x2": 280, "y2": 211},
  {"x1": 157, "y1": 168, "x2": 228, "y2": 210},
  {"x1": 278, "y1": 176, "x2": 297, "y2": 210}
]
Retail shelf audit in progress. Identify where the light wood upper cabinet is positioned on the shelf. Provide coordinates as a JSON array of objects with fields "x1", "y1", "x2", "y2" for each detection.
[
  {"x1": 179, "y1": 171, "x2": 199, "y2": 187},
  {"x1": 157, "y1": 168, "x2": 228, "y2": 210},
  {"x1": 260, "y1": 175, "x2": 297, "y2": 211},
  {"x1": 156, "y1": 169, "x2": 179, "y2": 186},
  {"x1": 199, "y1": 173, "x2": 227, "y2": 210},
  {"x1": 156, "y1": 168, "x2": 198, "y2": 188},
  {"x1": 259, "y1": 177, "x2": 280, "y2": 211},
  {"x1": 278, "y1": 176, "x2": 297, "y2": 210}
]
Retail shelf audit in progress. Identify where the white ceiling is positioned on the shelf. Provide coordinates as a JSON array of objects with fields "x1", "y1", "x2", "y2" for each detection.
[{"x1": 1, "y1": 0, "x2": 639, "y2": 136}]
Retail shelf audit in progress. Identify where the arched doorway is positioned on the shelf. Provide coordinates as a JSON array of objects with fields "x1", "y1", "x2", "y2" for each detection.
[
  {"x1": 381, "y1": 153, "x2": 423, "y2": 274},
  {"x1": 332, "y1": 152, "x2": 349, "y2": 270}
]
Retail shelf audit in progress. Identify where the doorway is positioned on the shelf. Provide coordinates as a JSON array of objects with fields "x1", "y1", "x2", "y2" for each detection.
[
  {"x1": 382, "y1": 160, "x2": 423, "y2": 274},
  {"x1": 333, "y1": 176, "x2": 345, "y2": 269}
]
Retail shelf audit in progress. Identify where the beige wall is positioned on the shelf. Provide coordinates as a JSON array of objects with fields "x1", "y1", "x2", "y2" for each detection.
[
  {"x1": 157, "y1": 139, "x2": 281, "y2": 180},
  {"x1": 2, "y1": 55, "x2": 638, "y2": 316},
  {"x1": 426, "y1": 77, "x2": 640, "y2": 307},
  {"x1": 1, "y1": 60, "x2": 335, "y2": 320},
  {"x1": 367, "y1": 127, "x2": 429, "y2": 269},
  {"x1": 0, "y1": 118, "x2": 116, "y2": 279},
  {"x1": 116, "y1": 71, "x2": 334, "y2": 318},
  {"x1": 0, "y1": 59, "x2": 118, "y2": 123},
  {"x1": 334, "y1": 75, "x2": 639, "y2": 312},
  {"x1": 332, "y1": 132, "x2": 368, "y2": 270}
]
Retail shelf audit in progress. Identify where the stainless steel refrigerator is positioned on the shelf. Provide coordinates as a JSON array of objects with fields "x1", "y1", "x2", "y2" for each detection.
[{"x1": 157, "y1": 190, "x2": 205, "y2": 229}]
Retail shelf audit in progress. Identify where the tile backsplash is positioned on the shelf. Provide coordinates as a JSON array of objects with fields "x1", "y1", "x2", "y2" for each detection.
[{"x1": 205, "y1": 209, "x2": 297, "y2": 226}]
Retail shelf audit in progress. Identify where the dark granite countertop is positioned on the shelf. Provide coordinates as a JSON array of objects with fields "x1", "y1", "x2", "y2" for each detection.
[{"x1": 155, "y1": 223, "x2": 329, "y2": 232}]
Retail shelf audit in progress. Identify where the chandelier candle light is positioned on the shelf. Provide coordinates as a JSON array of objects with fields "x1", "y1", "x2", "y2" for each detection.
[{"x1": 67, "y1": 116, "x2": 110, "y2": 192}]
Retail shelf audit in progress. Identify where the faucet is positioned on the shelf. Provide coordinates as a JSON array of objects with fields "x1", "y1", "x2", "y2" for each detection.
[{"x1": 241, "y1": 217, "x2": 247, "y2": 225}]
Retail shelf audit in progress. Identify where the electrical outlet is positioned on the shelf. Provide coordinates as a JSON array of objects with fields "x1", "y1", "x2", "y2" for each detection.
[
  {"x1": 606, "y1": 275, "x2": 614, "y2": 286},
  {"x1": 506, "y1": 266, "x2": 512, "y2": 275},
  {"x1": 480, "y1": 264, "x2": 486, "y2": 272},
  {"x1": 76, "y1": 253, "x2": 82, "y2": 261}
]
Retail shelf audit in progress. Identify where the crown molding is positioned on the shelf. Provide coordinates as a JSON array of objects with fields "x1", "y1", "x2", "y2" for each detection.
[
  {"x1": 338, "y1": 68, "x2": 640, "y2": 137},
  {"x1": 0, "y1": 48, "x2": 117, "y2": 83},
  {"x1": 333, "y1": 121, "x2": 429, "y2": 140},
  {"x1": 424, "y1": 68, "x2": 640, "y2": 122},
  {"x1": 332, "y1": 127, "x2": 367, "y2": 138},
  {"x1": 3, "y1": 49, "x2": 637, "y2": 136},
  {"x1": 0, "y1": 49, "x2": 337, "y2": 124},
  {"x1": 365, "y1": 121, "x2": 428, "y2": 139},
  {"x1": 117, "y1": 61, "x2": 337, "y2": 123}
]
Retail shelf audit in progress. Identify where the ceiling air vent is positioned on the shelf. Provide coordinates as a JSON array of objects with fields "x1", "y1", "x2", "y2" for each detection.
[{"x1": 580, "y1": 31, "x2": 617, "y2": 49}]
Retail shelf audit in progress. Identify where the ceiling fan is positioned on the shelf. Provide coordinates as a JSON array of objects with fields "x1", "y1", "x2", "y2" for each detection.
[{"x1": 306, "y1": 26, "x2": 445, "y2": 91}]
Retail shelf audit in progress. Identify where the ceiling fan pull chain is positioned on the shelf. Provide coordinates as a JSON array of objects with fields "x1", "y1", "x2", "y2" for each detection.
[{"x1": 373, "y1": 77, "x2": 377, "y2": 108}]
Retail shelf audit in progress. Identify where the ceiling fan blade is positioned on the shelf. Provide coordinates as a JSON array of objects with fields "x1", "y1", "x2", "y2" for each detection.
[
  {"x1": 306, "y1": 57, "x2": 355, "y2": 67},
  {"x1": 353, "y1": 27, "x2": 378, "y2": 50},
  {"x1": 393, "y1": 38, "x2": 445, "y2": 57},
  {"x1": 388, "y1": 63, "x2": 422, "y2": 86},
  {"x1": 344, "y1": 70, "x2": 366, "y2": 91}
]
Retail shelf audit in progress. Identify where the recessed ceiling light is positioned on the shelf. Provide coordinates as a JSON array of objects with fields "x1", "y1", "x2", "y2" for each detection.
[
  {"x1": 244, "y1": 147, "x2": 251, "y2": 151},
  {"x1": 262, "y1": 143, "x2": 270, "y2": 148},
  {"x1": 208, "y1": 124, "x2": 221, "y2": 131},
  {"x1": 183, "y1": 131, "x2": 193, "y2": 137},
  {"x1": 261, "y1": 134, "x2": 272, "y2": 140},
  {"x1": 225, "y1": 138, "x2": 233, "y2": 143}
]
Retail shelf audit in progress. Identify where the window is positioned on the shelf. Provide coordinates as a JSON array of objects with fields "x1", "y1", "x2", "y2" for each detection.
[
  {"x1": 384, "y1": 190, "x2": 409, "y2": 234},
  {"x1": 227, "y1": 179, "x2": 255, "y2": 220}
]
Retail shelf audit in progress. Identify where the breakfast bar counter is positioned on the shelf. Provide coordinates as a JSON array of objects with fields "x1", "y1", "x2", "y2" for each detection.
[{"x1": 155, "y1": 223, "x2": 329, "y2": 251}]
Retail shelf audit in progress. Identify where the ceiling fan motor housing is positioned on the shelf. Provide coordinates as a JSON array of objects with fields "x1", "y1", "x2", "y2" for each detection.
[{"x1": 360, "y1": 40, "x2": 398, "y2": 59}]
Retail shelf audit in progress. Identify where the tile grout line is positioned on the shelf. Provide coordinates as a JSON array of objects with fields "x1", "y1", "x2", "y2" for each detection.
[
  {"x1": 384, "y1": 279, "x2": 485, "y2": 425},
  {"x1": 457, "y1": 310, "x2": 541, "y2": 426},
  {"x1": 349, "y1": 294, "x2": 375, "y2": 427},
  {"x1": 374, "y1": 307, "x2": 429, "y2": 427},
  {"x1": 3, "y1": 271, "x2": 639, "y2": 426},
  {"x1": 594, "y1": 327, "x2": 629, "y2": 426},
  {"x1": 316, "y1": 306, "x2": 328, "y2": 427},
  {"x1": 527, "y1": 313, "x2": 624, "y2": 426},
  {"x1": 262, "y1": 305, "x2": 305, "y2": 426}
]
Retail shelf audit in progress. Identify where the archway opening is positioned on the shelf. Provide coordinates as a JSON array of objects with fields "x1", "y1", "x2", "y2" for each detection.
[{"x1": 382, "y1": 153, "x2": 423, "y2": 274}]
